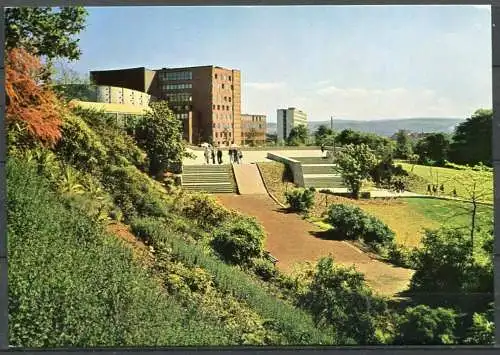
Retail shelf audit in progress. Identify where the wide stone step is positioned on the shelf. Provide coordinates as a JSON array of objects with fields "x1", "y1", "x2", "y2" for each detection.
[
  {"x1": 290, "y1": 157, "x2": 334, "y2": 164},
  {"x1": 182, "y1": 175, "x2": 232, "y2": 181},
  {"x1": 304, "y1": 176, "x2": 344, "y2": 188},
  {"x1": 301, "y1": 166, "x2": 340, "y2": 174}
]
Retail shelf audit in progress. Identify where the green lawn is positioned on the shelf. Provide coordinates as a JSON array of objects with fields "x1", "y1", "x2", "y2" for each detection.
[
  {"x1": 401, "y1": 198, "x2": 493, "y2": 233},
  {"x1": 398, "y1": 163, "x2": 493, "y2": 203}
]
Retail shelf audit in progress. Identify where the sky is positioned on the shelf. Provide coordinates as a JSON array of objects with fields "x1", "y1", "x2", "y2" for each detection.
[{"x1": 67, "y1": 5, "x2": 492, "y2": 122}]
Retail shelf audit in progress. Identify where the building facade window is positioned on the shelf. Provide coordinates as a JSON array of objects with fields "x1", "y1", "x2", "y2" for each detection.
[
  {"x1": 229, "y1": 76, "x2": 232, "y2": 81},
  {"x1": 168, "y1": 93, "x2": 192, "y2": 102},
  {"x1": 217, "y1": 105, "x2": 220, "y2": 110},
  {"x1": 162, "y1": 83, "x2": 193, "y2": 91},
  {"x1": 221, "y1": 84, "x2": 225, "y2": 89},
  {"x1": 215, "y1": 73, "x2": 218, "y2": 79},
  {"x1": 162, "y1": 71, "x2": 192, "y2": 81}
]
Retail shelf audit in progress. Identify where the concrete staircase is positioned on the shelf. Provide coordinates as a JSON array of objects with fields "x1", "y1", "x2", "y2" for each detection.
[
  {"x1": 289, "y1": 156, "x2": 344, "y2": 190},
  {"x1": 181, "y1": 164, "x2": 237, "y2": 193}
]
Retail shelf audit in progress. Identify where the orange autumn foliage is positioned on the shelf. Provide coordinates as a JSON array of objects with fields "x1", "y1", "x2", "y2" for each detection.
[{"x1": 5, "y1": 47, "x2": 63, "y2": 147}]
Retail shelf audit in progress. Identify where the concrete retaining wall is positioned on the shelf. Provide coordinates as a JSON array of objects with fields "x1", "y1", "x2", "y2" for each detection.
[{"x1": 267, "y1": 152, "x2": 305, "y2": 187}]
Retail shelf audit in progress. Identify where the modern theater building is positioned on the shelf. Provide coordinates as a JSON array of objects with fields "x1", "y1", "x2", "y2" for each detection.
[{"x1": 90, "y1": 65, "x2": 242, "y2": 145}]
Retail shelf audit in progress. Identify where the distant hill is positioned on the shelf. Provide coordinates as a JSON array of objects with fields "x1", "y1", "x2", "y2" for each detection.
[{"x1": 266, "y1": 118, "x2": 464, "y2": 137}]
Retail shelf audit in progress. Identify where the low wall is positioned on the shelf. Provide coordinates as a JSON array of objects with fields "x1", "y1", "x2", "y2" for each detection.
[{"x1": 267, "y1": 152, "x2": 305, "y2": 187}]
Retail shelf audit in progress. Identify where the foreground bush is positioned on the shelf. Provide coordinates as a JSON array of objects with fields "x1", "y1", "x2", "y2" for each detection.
[
  {"x1": 285, "y1": 188, "x2": 315, "y2": 213},
  {"x1": 410, "y1": 228, "x2": 492, "y2": 294},
  {"x1": 326, "y1": 204, "x2": 395, "y2": 249},
  {"x1": 394, "y1": 305, "x2": 457, "y2": 345},
  {"x1": 102, "y1": 165, "x2": 170, "y2": 222},
  {"x1": 211, "y1": 215, "x2": 266, "y2": 266},
  {"x1": 8, "y1": 158, "x2": 234, "y2": 347},
  {"x1": 298, "y1": 257, "x2": 389, "y2": 345},
  {"x1": 178, "y1": 192, "x2": 232, "y2": 230}
]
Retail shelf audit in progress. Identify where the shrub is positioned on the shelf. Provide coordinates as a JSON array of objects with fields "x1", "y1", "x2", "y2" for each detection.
[
  {"x1": 102, "y1": 165, "x2": 170, "y2": 222},
  {"x1": 326, "y1": 204, "x2": 366, "y2": 240},
  {"x1": 298, "y1": 257, "x2": 388, "y2": 345},
  {"x1": 211, "y1": 215, "x2": 266, "y2": 266},
  {"x1": 387, "y1": 243, "x2": 418, "y2": 269},
  {"x1": 394, "y1": 305, "x2": 457, "y2": 345},
  {"x1": 55, "y1": 113, "x2": 108, "y2": 173},
  {"x1": 362, "y1": 217, "x2": 395, "y2": 249},
  {"x1": 326, "y1": 204, "x2": 395, "y2": 250},
  {"x1": 252, "y1": 258, "x2": 278, "y2": 282},
  {"x1": 285, "y1": 188, "x2": 315, "y2": 213},
  {"x1": 179, "y1": 193, "x2": 232, "y2": 229},
  {"x1": 410, "y1": 228, "x2": 484, "y2": 293},
  {"x1": 463, "y1": 312, "x2": 495, "y2": 345}
]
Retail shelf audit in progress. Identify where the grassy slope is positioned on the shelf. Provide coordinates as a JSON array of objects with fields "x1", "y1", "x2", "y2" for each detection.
[
  {"x1": 398, "y1": 163, "x2": 493, "y2": 202},
  {"x1": 7, "y1": 159, "x2": 235, "y2": 347}
]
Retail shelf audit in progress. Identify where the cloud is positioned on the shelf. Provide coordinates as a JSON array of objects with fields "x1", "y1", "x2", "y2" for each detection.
[
  {"x1": 245, "y1": 82, "x2": 286, "y2": 90},
  {"x1": 311, "y1": 85, "x2": 483, "y2": 119}
]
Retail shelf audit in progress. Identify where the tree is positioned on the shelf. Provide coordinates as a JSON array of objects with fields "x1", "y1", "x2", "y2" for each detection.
[
  {"x1": 336, "y1": 144, "x2": 378, "y2": 199},
  {"x1": 394, "y1": 305, "x2": 457, "y2": 345},
  {"x1": 410, "y1": 228, "x2": 475, "y2": 293},
  {"x1": 134, "y1": 101, "x2": 191, "y2": 177},
  {"x1": 5, "y1": 48, "x2": 63, "y2": 148},
  {"x1": 336, "y1": 129, "x2": 394, "y2": 158},
  {"x1": 414, "y1": 133, "x2": 450, "y2": 166},
  {"x1": 314, "y1": 125, "x2": 334, "y2": 146},
  {"x1": 449, "y1": 109, "x2": 492, "y2": 167},
  {"x1": 5, "y1": 7, "x2": 88, "y2": 61},
  {"x1": 298, "y1": 257, "x2": 388, "y2": 345},
  {"x1": 444, "y1": 166, "x2": 493, "y2": 255},
  {"x1": 287, "y1": 124, "x2": 308, "y2": 146},
  {"x1": 394, "y1": 129, "x2": 413, "y2": 159}
]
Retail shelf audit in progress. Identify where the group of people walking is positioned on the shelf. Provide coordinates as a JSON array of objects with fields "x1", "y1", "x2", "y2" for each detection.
[
  {"x1": 426, "y1": 183, "x2": 457, "y2": 197},
  {"x1": 203, "y1": 143, "x2": 243, "y2": 165}
]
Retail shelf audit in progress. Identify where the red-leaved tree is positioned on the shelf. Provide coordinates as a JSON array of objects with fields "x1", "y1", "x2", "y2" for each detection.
[{"x1": 5, "y1": 47, "x2": 63, "y2": 147}]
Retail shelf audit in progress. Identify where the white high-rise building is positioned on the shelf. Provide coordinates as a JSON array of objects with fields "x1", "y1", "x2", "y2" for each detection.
[{"x1": 277, "y1": 107, "x2": 308, "y2": 142}]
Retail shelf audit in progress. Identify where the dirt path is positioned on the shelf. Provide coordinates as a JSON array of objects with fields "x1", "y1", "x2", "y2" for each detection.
[{"x1": 215, "y1": 194, "x2": 414, "y2": 297}]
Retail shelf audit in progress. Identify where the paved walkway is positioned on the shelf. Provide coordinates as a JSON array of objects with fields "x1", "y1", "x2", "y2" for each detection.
[
  {"x1": 215, "y1": 194, "x2": 414, "y2": 297},
  {"x1": 184, "y1": 148, "x2": 323, "y2": 165},
  {"x1": 232, "y1": 163, "x2": 268, "y2": 195}
]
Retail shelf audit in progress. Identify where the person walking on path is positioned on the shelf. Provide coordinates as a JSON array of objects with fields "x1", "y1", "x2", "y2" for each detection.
[
  {"x1": 237, "y1": 149, "x2": 243, "y2": 164},
  {"x1": 211, "y1": 147, "x2": 216, "y2": 164},
  {"x1": 204, "y1": 147, "x2": 210, "y2": 164},
  {"x1": 228, "y1": 146, "x2": 234, "y2": 163},
  {"x1": 427, "y1": 184, "x2": 431, "y2": 195},
  {"x1": 321, "y1": 144, "x2": 326, "y2": 159},
  {"x1": 217, "y1": 147, "x2": 223, "y2": 164}
]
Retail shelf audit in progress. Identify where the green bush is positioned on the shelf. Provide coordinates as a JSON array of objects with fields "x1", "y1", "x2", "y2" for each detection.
[
  {"x1": 102, "y1": 165, "x2": 170, "y2": 222},
  {"x1": 252, "y1": 258, "x2": 278, "y2": 282},
  {"x1": 285, "y1": 188, "x2": 315, "y2": 213},
  {"x1": 7, "y1": 158, "x2": 234, "y2": 347},
  {"x1": 54, "y1": 113, "x2": 108, "y2": 173},
  {"x1": 463, "y1": 312, "x2": 495, "y2": 345},
  {"x1": 387, "y1": 243, "x2": 418, "y2": 269},
  {"x1": 326, "y1": 204, "x2": 366, "y2": 240},
  {"x1": 211, "y1": 216, "x2": 266, "y2": 266},
  {"x1": 394, "y1": 305, "x2": 457, "y2": 345},
  {"x1": 298, "y1": 257, "x2": 388, "y2": 345},
  {"x1": 326, "y1": 204, "x2": 395, "y2": 248},
  {"x1": 179, "y1": 192, "x2": 232, "y2": 230}
]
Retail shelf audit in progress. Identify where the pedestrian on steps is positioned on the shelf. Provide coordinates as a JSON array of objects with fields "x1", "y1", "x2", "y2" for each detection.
[
  {"x1": 217, "y1": 147, "x2": 223, "y2": 164},
  {"x1": 204, "y1": 147, "x2": 210, "y2": 164},
  {"x1": 211, "y1": 147, "x2": 216, "y2": 164}
]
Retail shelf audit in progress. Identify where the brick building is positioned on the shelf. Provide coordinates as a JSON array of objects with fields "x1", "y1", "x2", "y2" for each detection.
[
  {"x1": 241, "y1": 114, "x2": 267, "y2": 145},
  {"x1": 90, "y1": 65, "x2": 242, "y2": 145}
]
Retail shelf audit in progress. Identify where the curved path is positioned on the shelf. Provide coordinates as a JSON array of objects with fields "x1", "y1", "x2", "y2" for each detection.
[{"x1": 215, "y1": 194, "x2": 414, "y2": 297}]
